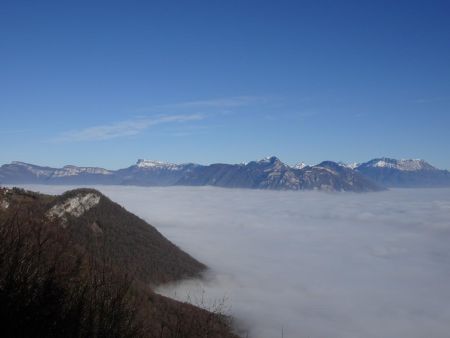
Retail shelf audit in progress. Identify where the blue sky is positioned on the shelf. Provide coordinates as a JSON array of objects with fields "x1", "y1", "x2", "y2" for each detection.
[{"x1": 1, "y1": 0, "x2": 449, "y2": 169}]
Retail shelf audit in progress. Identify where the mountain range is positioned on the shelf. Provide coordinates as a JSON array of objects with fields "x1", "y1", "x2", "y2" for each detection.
[{"x1": 1, "y1": 157, "x2": 449, "y2": 191}]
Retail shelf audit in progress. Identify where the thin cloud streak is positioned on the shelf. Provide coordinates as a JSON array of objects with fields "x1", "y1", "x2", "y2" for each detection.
[
  {"x1": 159, "y1": 96, "x2": 268, "y2": 109},
  {"x1": 136, "y1": 96, "x2": 270, "y2": 113},
  {"x1": 53, "y1": 96, "x2": 270, "y2": 142},
  {"x1": 53, "y1": 114, "x2": 205, "y2": 142}
]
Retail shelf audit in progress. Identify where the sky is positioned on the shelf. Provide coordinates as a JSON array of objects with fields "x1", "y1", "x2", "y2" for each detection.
[
  {"x1": 22, "y1": 184, "x2": 450, "y2": 338},
  {"x1": 1, "y1": 0, "x2": 449, "y2": 169}
]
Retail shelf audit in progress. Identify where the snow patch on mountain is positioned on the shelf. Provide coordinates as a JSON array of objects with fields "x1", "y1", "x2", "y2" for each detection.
[
  {"x1": 338, "y1": 162, "x2": 359, "y2": 169},
  {"x1": 136, "y1": 159, "x2": 183, "y2": 170},
  {"x1": 294, "y1": 162, "x2": 308, "y2": 169},
  {"x1": 52, "y1": 166, "x2": 113, "y2": 177}
]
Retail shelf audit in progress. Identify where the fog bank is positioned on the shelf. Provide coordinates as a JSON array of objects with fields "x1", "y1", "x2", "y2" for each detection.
[{"x1": 21, "y1": 185, "x2": 450, "y2": 338}]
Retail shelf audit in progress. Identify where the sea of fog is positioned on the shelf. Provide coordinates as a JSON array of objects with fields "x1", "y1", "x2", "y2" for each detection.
[{"x1": 19, "y1": 185, "x2": 450, "y2": 338}]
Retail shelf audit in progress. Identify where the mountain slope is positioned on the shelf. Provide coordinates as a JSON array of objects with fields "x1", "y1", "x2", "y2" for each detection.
[
  {"x1": 51, "y1": 188, "x2": 206, "y2": 284},
  {"x1": 0, "y1": 161, "x2": 118, "y2": 185},
  {"x1": 301, "y1": 161, "x2": 383, "y2": 192},
  {"x1": 0, "y1": 161, "x2": 55, "y2": 183},
  {"x1": 1, "y1": 187, "x2": 205, "y2": 284},
  {"x1": 356, "y1": 158, "x2": 450, "y2": 187},
  {"x1": 176, "y1": 157, "x2": 384, "y2": 192},
  {"x1": 0, "y1": 187, "x2": 237, "y2": 337},
  {"x1": 176, "y1": 157, "x2": 301, "y2": 190}
]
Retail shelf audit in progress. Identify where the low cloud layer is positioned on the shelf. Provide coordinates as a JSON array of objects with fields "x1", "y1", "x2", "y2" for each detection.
[{"x1": 22, "y1": 185, "x2": 450, "y2": 338}]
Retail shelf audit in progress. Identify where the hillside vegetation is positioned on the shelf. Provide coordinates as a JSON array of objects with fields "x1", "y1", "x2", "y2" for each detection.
[{"x1": 0, "y1": 187, "x2": 238, "y2": 338}]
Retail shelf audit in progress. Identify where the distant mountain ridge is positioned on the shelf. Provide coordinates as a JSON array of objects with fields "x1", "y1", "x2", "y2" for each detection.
[{"x1": 1, "y1": 156, "x2": 449, "y2": 191}]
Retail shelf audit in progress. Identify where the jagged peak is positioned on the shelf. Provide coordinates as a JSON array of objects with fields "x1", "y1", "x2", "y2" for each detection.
[
  {"x1": 257, "y1": 156, "x2": 282, "y2": 164},
  {"x1": 316, "y1": 160, "x2": 341, "y2": 168}
]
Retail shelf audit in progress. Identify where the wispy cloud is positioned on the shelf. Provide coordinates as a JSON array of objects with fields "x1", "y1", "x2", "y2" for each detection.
[
  {"x1": 139, "y1": 96, "x2": 269, "y2": 113},
  {"x1": 53, "y1": 95, "x2": 275, "y2": 142},
  {"x1": 54, "y1": 114, "x2": 204, "y2": 142}
]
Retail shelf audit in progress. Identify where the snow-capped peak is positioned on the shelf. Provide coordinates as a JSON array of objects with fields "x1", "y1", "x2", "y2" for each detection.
[
  {"x1": 294, "y1": 162, "x2": 308, "y2": 169},
  {"x1": 367, "y1": 158, "x2": 435, "y2": 171}
]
